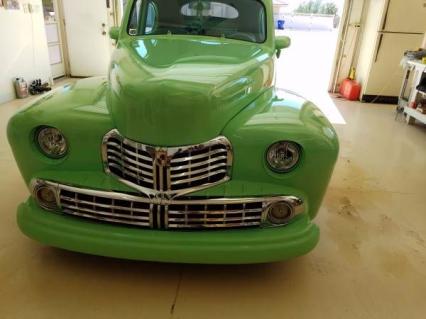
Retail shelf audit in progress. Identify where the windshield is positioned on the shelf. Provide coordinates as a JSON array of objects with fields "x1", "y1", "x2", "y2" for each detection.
[{"x1": 128, "y1": 0, "x2": 266, "y2": 43}]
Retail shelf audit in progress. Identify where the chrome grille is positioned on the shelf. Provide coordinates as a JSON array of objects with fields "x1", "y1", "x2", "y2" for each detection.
[
  {"x1": 57, "y1": 187, "x2": 264, "y2": 229},
  {"x1": 169, "y1": 143, "x2": 229, "y2": 191},
  {"x1": 102, "y1": 130, "x2": 232, "y2": 196},
  {"x1": 167, "y1": 202, "x2": 263, "y2": 229},
  {"x1": 30, "y1": 180, "x2": 309, "y2": 230},
  {"x1": 104, "y1": 134, "x2": 155, "y2": 191},
  {"x1": 60, "y1": 189, "x2": 152, "y2": 228}
]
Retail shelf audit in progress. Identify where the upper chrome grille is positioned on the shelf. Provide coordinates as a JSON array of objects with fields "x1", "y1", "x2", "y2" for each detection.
[
  {"x1": 169, "y1": 143, "x2": 229, "y2": 191},
  {"x1": 102, "y1": 130, "x2": 232, "y2": 196},
  {"x1": 104, "y1": 134, "x2": 156, "y2": 191}
]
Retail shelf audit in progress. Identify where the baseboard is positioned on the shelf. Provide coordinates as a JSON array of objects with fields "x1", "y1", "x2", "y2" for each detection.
[{"x1": 361, "y1": 95, "x2": 399, "y2": 104}]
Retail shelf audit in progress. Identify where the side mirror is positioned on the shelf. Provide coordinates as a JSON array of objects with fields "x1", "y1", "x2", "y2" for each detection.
[
  {"x1": 109, "y1": 27, "x2": 120, "y2": 40},
  {"x1": 275, "y1": 36, "x2": 291, "y2": 58}
]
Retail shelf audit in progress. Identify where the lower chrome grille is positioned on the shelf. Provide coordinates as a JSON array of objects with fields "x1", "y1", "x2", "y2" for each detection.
[
  {"x1": 60, "y1": 189, "x2": 152, "y2": 227},
  {"x1": 166, "y1": 202, "x2": 263, "y2": 229},
  {"x1": 31, "y1": 180, "x2": 304, "y2": 230}
]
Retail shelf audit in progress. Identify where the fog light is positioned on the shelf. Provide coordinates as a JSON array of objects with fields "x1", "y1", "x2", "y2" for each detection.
[
  {"x1": 34, "y1": 185, "x2": 58, "y2": 210},
  {"x1": 267, "y1": 201, "x2": 294, "y2": 224}
]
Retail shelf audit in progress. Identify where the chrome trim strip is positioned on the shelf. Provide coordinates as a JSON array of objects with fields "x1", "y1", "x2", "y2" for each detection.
[
  {"x1": 101, "y1": 129, "x2": 233, "y2": 198},
  {"x1": 170, "y1": 169, "x2": 228, "y2": 185},
  {"x1": 108, "y1": 162, "x2": 154, "y2": 182},
  {"x1": 61, "y1": 203, "x2": 151, "y2": 221},
  {"x1": 107, "y1": 150, "x2": 153, "y2": 170},
  {"x1": 167, "y1": 222, "x2": 262, "y2": 229},
  {"x1": 167, "y1": 208, "x2": 261, "y2": 214},
  {"x1": 167, "y1": 216, "x2": 261, "y2": 222},
  {"x1": 170, "y1": 148, "x2": 228, "y2": 163},
  {"x1": 62, "y1": 208, "x2": 151, "y2": 227},
  {"x1": 170, "y1": 155, "x2": 228, "y2": 172},
  {"x1": 107, "y1": 156, "x2": 154, "y2": 177},
  {"x1": 60, "y1": 195, "x2": 151, "y2": 214},
  {"x1": 107, "y1": 141, "x2": 153, "y2": 163},
  {"x1": 171, "y1": 162, "x2": 227, "y2": 178}
]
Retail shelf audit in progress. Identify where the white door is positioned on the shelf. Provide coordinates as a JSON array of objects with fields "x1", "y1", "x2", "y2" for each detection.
[
  {"x1": 62, "y1": 0, "x2": 112, "y2": 77},
  {"x1": 43, "y1": 0, "x2": 66, "y2": 78}
]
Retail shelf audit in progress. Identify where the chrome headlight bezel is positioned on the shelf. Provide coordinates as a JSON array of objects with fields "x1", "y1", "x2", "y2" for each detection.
[
  {"x1": 31, "y1": 179, "x2": 60, "y2": 211},
  {"x1": 35, "y1": 126, "x2": 68, "y2": 159},
  {"x1": 266, "y1": 141, "x2": 301, "y2": 173}
]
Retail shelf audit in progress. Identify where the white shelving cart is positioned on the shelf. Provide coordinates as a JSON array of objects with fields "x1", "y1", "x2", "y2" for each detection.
[{"x1": 398, "y1": 60, "x2": 426, "y2": 125}]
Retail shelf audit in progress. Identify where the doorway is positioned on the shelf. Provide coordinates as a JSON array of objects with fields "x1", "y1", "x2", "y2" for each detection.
[
  {"x1": 42, "y1": 0, "x2": 66, "y2": 79},
  {"x1": 114, "y1": 0, "x2": 128, "y2": 24},
  {"x1": 275, "y1": 0, "x2": 345, "y2": 96},
  {"x1": 59, "y1": 0, "x2": 115, "y2": 77},
  {"x1": 274, "y1": 0, "x2": 347, "y2": 124},
  {"x1": 42, "y1": 0, "x2": 124, "y2": 78}
]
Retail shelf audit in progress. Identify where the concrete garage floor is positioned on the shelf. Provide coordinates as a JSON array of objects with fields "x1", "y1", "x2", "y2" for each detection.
[{"x1": 0, "y1": 80, "x2": 426, "y2": 319}]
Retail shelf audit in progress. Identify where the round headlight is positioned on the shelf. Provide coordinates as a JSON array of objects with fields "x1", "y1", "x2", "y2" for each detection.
[
  {"x1": 36, "y1": 127, "x2": 68, "y2": 158},
  {"x1": 266, "y1": 141, "x2": 301, "y2": 172}
]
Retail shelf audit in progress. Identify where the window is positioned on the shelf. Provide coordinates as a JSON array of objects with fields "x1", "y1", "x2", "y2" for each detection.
[
  {"x1": 42, "y1": 0, "x2": 57, "y2": 22},
  {"x1": 181, "y1": 2, "x2": 239, "y2": 19},
  {"x1": 145, "y1": 2, "x2": 157, "y2": 34},
  {"x1": 127, "y1": 0, "x2": 266, "y2": 43},
  {"x1": 128, "y1": 0, "x2": 142, "y2": 35}
]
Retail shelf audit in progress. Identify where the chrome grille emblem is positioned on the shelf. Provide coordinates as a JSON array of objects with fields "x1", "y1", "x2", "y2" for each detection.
[{"x1": 102, "y1": 130, "x2": 233, "y2": 197}]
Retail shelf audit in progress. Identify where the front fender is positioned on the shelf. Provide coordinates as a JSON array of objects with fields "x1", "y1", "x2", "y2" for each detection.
[
  {"x1": 217, "y1": 88, "x2": 339, "y2": 219},
  {"x1": 7, "y1": 77, "x2": 116, "y2": 187}
]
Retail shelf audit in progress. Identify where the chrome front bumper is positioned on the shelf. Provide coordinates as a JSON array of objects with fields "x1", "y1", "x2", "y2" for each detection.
[{"x1": 31, "y1": 179, "x2": 304, "y2": 230}]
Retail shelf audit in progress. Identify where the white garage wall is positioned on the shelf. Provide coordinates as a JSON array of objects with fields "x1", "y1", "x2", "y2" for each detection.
[{"x1": 0, "y1": 1, "x2": 51, "y2": 104}]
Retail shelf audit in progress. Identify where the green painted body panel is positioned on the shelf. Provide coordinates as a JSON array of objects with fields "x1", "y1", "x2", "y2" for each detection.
[
  {"x1": 7, "y1": 0, "x2": 339, "y2": 263},
  {"x1": 108, "y1": 36, "x2": 274, "y2": 145},
  {"x1": 18, "y1": 198, "x2": 319, "y2": 264}
]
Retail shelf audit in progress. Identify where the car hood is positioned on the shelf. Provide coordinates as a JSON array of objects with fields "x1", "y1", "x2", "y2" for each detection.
[{"x1": 107, "y1": 36, "x2": 274, "y2": 146}]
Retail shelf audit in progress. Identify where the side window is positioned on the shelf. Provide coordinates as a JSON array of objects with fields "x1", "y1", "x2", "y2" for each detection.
[
  {"x1": 259, "y1": 9, "x2": 265, "y2": 39},
  {"x1": 145, "y1": 2, "x2": 158, "y2": 34}
]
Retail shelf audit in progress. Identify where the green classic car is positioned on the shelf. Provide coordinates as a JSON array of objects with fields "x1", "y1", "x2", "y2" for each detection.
[{"x1": 7, "y1": 0, "x2": 338, "y2": 264}]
